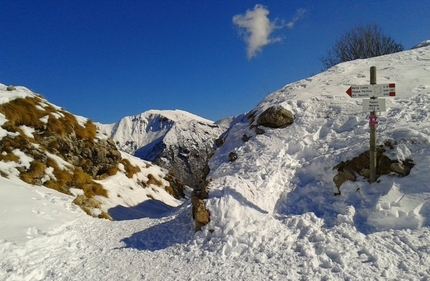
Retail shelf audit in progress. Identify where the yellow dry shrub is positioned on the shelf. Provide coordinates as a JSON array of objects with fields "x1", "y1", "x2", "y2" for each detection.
[
  {"x1": 43, "y1": 158, "x2": 72, "y2": 194},
  {"x1": 96, "y1": 165, "x2": 119, "y2": 180},
  {"x1": 19, "y1": 160, "x2": 46, "y2": 185},
  {"x1": 0, "y1": 152, "x2": 19, "y2": 163},
  {"x1": 98, "y1": 212, "x2": 112, "y2": 220},
  {"x1": 75, "y1": 119, "x2": 97, "y2": 140},
  {"x1": 0, "y1": 97, "x2": 45, "y2": 129},
  {"x1": 147, "y1": 174, "x2": 163, "y2": 187},
  {"x1": 73, "y1": 168, "x2": 108, "y2": 198},
  {"x1": 45, "y1": 112, "x2": 72, "y2": 137},
  {"x1": 165, "y1": 185, "x2": 175, "y2": 196},
  {"x1": 121, "y1": 159, "x2": 141, "y2": 178}
]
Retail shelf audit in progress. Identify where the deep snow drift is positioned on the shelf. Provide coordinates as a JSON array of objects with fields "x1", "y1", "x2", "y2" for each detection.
[{"x1": 1, "y1": 43, "x2": 430, "y2": 280}]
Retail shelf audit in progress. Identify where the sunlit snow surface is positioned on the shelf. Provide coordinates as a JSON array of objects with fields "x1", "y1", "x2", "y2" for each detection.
[{"x1": 1, "y1": 44, "x2": 430, "y2": 280}]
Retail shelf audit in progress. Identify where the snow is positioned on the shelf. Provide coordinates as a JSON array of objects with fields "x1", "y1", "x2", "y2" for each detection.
[
  {"x1": 100, "y1": 108, "x2": 226, "y2": 157},
  {"x1": 1, "y1": 45, "x2": 430, "y2": 280}
]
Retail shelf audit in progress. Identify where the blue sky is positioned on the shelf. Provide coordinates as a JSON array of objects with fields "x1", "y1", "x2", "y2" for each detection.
[{"x1": 1, "y1": 1, "x2": 429, "y2": 124}]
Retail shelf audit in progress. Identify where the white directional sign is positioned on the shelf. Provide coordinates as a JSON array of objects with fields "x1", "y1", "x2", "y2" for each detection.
[
  {"x1": 362, "y1": 98, "x2": 386, "y2": 112},
  {"x1": 346, "y1": 83, "x2": 395, "y2": 98}
]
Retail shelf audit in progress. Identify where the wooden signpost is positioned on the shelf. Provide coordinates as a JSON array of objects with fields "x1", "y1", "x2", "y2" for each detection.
[{"x1": 346, "y1": 67, "x2": 396, "y2": 183}]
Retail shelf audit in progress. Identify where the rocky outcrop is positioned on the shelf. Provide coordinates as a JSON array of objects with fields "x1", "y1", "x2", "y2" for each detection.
[
  {"x1": 333, "y1": 146, "x2": 414, "y2": 193},
  {"x1": 39, "y1": 135, "x2": 121, "y2": 178},
  {"x1": 191, "y1": 179, "x2": 211, "y2": 231}
]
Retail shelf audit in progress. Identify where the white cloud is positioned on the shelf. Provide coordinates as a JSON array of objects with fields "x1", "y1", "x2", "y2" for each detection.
[
  {"x1": 233, "y1": 5, "x2": 306, "y2": 59},
  {"x1": 286, "y1": 9, "x2": 306, "y2": 29}
]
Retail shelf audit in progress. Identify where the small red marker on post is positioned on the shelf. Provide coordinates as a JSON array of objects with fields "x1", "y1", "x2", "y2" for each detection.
[{"x1": 369, "y1": 115, "x2": 378, "y2": 126}]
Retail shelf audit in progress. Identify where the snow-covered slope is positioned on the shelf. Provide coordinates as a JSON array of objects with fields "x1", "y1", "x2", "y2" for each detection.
[
  {"x1": 1, "y1": 44, "x2": 430, "y2": 280},
  {"x1": 101, "y1": 110, "x2": 227, "y2": 187},
  {"x1": 207, "y1": 44, "x2": 430, "y2": 230}
]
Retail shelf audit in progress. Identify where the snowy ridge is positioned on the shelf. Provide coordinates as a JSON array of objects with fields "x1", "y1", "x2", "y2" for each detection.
[
  {"x1": 102, "y1": 108, "x2": 227, "y2": 187},
  {"x1": 103, "y1": 109, "x2": 220, "y2": 156},
  {"x1": 1, "y1": 45, "x2": 430, "y2": 280},
  {"x1": 206, "y1": 45, "x2": 430, "y2": 232}
]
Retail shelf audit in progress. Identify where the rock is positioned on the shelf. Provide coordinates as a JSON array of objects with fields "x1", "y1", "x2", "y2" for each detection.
[
  {"x1": 257, "y1": 106, "x2": 295, "y2": 128},
  {"x1": 255, "y1": 127, "x2": 265, "y2": 135},
  {"x1": 242, "y1": 134, "x2": 251, "y2": 142},
  {"x1": 191, "y1": 183, "x2": 211, "y2": 231},
  {"x1": 390, "y1": 162, "x2": 411, "y2": 176},
  {"x1": 333, "y1": 147, "x2": 414, "y2": 188},
  {"x1": 228, "y1": 152, "x2": 238, "y2": 162},
  {"x1": 333, "y1": 169, "x2": 356, "y2": 187},
  {"x1": 40, "y1": 134, "x2": 121, "y2": 178},
  {"x1": 359, "y1": 168, "x2": 370, "y2": 178},
  {"x1": 215, "y1": 136, "x2": 224, "y2": 147},
  {"x1": 6, "y1": 85, "x2": 16, "y2": 91}
]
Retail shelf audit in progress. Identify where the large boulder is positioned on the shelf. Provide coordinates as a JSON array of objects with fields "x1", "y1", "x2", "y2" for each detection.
[{"x1": 257, "y1": 106, "x2": 295, "y2": 128}]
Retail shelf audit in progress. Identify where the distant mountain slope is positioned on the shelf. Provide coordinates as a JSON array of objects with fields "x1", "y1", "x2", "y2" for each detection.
[
  {"x1": 0, "y1": 85, "x2": 185, "y2": 219},
  {"x1": 100, "y1": 110, "x2": 227, "y2": 188}
]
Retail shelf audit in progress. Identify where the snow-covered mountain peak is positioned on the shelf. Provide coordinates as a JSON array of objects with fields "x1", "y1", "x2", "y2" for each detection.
[
  {"x1": 412, "y1": 39, "x2": 430, "y2": 49},
  {"x1": 103, "y1": 109, "x2": 227, "y2": 187},
  {"x1": 142, "y1": 109, "x2": 215, "y2": 124}
]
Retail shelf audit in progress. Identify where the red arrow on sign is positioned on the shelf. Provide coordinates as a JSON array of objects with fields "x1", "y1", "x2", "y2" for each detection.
[{"x1": 346, "y1": 87, "x2": 352, "y2": 97}]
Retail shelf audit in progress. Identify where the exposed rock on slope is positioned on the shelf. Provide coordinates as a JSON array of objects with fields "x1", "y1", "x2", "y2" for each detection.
[
  {"x1": 333, "y1": 143, "x2": 415, "y2": 192},
  {"x1": 101, "y1": 110, "x2": 227, "y2": 188},
  {"x1": 256, "y1": 105, "x2": 295, "y2": 128}
]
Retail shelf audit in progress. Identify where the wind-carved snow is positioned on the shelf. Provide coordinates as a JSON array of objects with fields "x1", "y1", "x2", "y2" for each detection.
[{"x1": 1, "y1": 45, "x2": 430, "y2": 280}]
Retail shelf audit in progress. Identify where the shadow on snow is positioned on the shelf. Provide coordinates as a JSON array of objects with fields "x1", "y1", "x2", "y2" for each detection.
[
  {"x1": 274, "y1": 170, "x2": 395, "y2": 234},
  {"x1": 114, "y1": 201, "x2": 195, "y2": 251},
  {"x1": 109, "y1": 199, "x2": 177, "y2": 221}
]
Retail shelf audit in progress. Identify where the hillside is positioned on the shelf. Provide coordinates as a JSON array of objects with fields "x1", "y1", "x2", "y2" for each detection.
[
  {"x1": 0, "y1": 85, "x2": 185, "y2": 222},
  {"x1": 1, "y1": 43, "x2": 430, "y2": 280}
]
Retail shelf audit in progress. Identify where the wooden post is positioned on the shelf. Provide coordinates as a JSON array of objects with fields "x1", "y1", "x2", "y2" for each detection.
[{"x1": 369, "y1": 66, "x2": 377, "y2": 183}]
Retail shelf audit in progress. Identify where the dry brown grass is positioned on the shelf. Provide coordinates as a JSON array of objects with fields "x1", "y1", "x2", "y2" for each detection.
[
  {"x1": 147, "y1": 173, "x2": 163, "y2": 187},
  {"x1": 0, "y1": 152, "x2": 19, "y2": 163},
  {"x1": 98, "y1": 212, "x2": 112, "y2": 220},
  {"x1": 0, "y1": 96, "x2": 96, "y2": 142},
  {"x1": 164, "y1": 185, "x2": 175, "y2": 196},
  {"x1": 19, "y1": 160, "x2": 46, "y2": 185},
  {"x1": 75, "y1": 119, "x2": 97, "y2": 140},
  {"x1": 44, "y1": 165, "x2": 73, "y2": 195},
  {"x1": 163, "y1": 173, "x2": 185, "y2": 199},
  {"x1": 1, "y1": 135, "x2": 33, "y2": 155},
  {"x1": 121, "y1": 159, "x2": 141, "y2": 178},
  {"x1": 146, "y1": 194, "x2": 154, "y2": 199},
  {"x1": 0, "y1": 96, "x2": 112, "y2": 218},
  {"x1": 0, "y1": 97, "x2": 45, "y2": 129},
  {"x1": 73, "y1": 168, "x2": 108, "y2": 198}
]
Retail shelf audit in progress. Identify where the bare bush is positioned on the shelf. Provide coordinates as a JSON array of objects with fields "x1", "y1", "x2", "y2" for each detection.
[{"x1": 321, "y1": 24, "x2": 404, "y2": 69}]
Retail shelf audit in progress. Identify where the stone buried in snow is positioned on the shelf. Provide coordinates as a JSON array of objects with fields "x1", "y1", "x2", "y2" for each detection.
[{"x1": 257, "y1": 106, "x2": 295, "y2": 128}]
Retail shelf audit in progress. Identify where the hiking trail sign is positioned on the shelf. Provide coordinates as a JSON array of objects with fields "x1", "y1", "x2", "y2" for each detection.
[
  {"x1": 345, "y1": 67, "x2": 397, "y2": 183},
  {"x1": 346, "y1": 83, "x2": 395, "y2": 112},
  {"x1": 346, "y1": 83, "x2": 396, "y2": 98}
]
